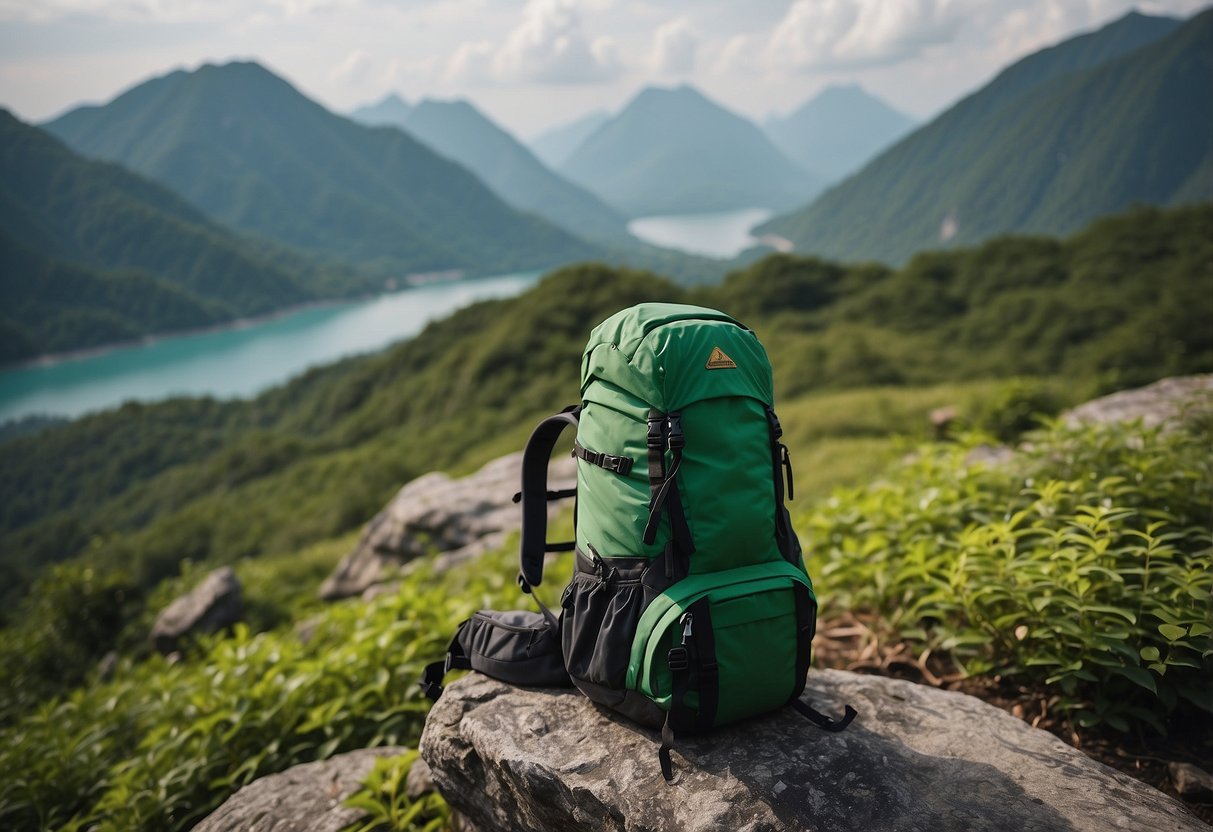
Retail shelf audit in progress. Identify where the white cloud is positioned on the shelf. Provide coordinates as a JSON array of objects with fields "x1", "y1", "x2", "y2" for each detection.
[
  {"x1": 652, "y1": 17, "x2": 697, "y2": 75},
  {"x1": 329, "y1": 48, "x2": 372, "y2": 86},
  {"x1": 767, "y1": 0, "x2": 969, "y2": 72},
  {"x1": 446, "y1": 0, "x2": 622, "y2": 85}
]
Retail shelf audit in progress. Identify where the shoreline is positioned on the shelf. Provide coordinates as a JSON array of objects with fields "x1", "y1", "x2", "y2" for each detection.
[{"x1": 1, "y1": 267, "x2": 499, "y2": 372}]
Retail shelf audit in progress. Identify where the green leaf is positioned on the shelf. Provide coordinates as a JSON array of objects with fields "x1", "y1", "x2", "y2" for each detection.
[
  {"x1": 1158, "y1": 624, "x2": 1188, "y2": 641},
  {"x1": 1139, "y1": 647, "x2": 1160, "y2": 661},
  {"x1": 1110, "y1": 665, "x2": 1158, "y2": 694}
]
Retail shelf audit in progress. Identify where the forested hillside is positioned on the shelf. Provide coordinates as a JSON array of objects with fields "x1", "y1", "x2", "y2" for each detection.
[
  {"x1": 2, "y1": 203, "x2": 1208, "y2": 611},
  {"x1": 560, "y1": 85, "x2": 820, "y2": 216},
  {"x1": 369, "y1": 98, "x2": 628, "y2": 241},
  {"x1": 45, "y1": 62, "x2": 597, "y2": 276},
  {"x1": 0, "y1": 111, "x2": 372, "y2": 361},
  {"x1": 0, "y1": 203, "x2": 1210, "y2": 829},
  {"x1": 759, "y1": 10, "x2": 1210, "y2": 264}
]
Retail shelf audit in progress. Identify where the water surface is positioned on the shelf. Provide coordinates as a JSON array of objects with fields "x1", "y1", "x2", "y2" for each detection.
[
  {"x1": 627, "y1": 208, "x2": 775, "y2": 258},
  {"x1": 0, "y1": 271, "x2": 540, "y2": 423}
]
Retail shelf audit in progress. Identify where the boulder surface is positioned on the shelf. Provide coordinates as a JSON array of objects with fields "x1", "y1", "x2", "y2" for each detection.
[
  {"x1": 320, "y1": 452, "x2": 575, "y2": 600},
  {"x1": 421, "y1": 670, "x2": 1208, "y2": 832},
  {"x1": 150, "y1": 566, "x2": 243, "y2": 655},
  {"x1": 193, "y1": 747, "x2": 406, "y2": 832},
  {"x1": 1063, "y1": 374, "x2": 1212, "y2": 428}
]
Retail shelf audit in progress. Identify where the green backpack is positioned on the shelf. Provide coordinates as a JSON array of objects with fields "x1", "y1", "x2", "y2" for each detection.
[{"x1": 519, "y1": 303, "x2": 854, "y2": 780}]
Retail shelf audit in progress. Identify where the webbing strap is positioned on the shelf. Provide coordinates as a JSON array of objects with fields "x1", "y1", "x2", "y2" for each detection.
[
  {"x1": 519, "y1": 406, "x2": 580, "y2": 588},
  {"x1": 766, "y1": 407, "x2": 798, "y2": 563},
  {"x1": 690, "y1": 598, "x2": 718, "y2": 732},
  {"x1": 419, "y1": 627, "x2": 472, "y2": 702},
  {"x1": 792, "y1": 699, "x2": 857, "y2": 732},
  {"x1": 789, "y1": 581, "x2": 815, "y2": 703},
  {"x1": 659, "y1": 626, "x2": 691, "y2": 783},
  {"x1": 573, "y1": 441, "x2": 634, "y2": 475}
]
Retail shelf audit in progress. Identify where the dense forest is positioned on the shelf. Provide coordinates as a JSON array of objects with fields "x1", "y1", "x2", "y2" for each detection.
[
  {"x1": 0, "y1": 202, "x2": 1210, "y2": 829},
  {"x1": 760, "y1": 10, "x2": 1213, "y2": 263},
  {"x1": 1, "y1": 201, "x2": 1209, "y2": 615},
  {"x1": 0, "y1": 110, "x2": 376, "y2": 362}
]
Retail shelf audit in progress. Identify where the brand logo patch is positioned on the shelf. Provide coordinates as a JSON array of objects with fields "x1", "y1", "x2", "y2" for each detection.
[{"x1": 706, "y1": 347, "x2": 737, "y2": 369}]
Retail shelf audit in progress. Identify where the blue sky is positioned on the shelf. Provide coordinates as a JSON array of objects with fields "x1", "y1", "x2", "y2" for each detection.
[{"x1": 1, "y1": 0, "x2": 1207, "y2": 138}]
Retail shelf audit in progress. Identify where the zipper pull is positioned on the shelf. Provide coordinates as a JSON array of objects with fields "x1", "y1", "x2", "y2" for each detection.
[{"x1": 680, "y1": 612, "x2": 693, "y2": 643}]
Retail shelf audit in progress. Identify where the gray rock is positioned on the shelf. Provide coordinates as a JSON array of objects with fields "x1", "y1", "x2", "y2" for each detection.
[
  {"x1": 1171, "y1": 762, "x2": 1213, "y2": 800},
  {"x1": 150, "y1": 567, "x2": 243, "y2": 655},
  {"x1": 1063, "y1": 374, "x2": 1213, "y2": 429},
  {"x1": 406, "y1": 756, "x2": 435, "y2": 799},
  {"x1": 193, "y1": 747, "x2": 406, "y2": 832},
  {"x1": 421, "y1": 670, "x2": 1207, "y2": 832},
  {"x1": 320, "y1": 452, "x2": 575, "y2": 600}
]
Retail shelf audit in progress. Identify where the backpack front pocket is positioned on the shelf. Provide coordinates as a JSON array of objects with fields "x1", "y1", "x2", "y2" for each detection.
[{"x1": 628, "y1": 559, "x2": 815, "y2": 727}]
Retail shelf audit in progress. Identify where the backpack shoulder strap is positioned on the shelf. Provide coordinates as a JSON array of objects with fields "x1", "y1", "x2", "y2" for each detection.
[{"x1": 518, "y1": 405, "x2": 580, "y2": 589}]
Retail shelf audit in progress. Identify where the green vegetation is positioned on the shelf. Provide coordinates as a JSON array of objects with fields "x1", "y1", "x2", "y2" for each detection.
[
  {"x1": 0, "y1": 202, "x2": 1210, "y2": 828},
  {"x1": 760, "y1": 10, "x2": 1212, "y2": 264},
  {"x1": 808, "y1": 417, "x2": 1213, "y2": 732},
  {"x1": 0, "y1": 110, "x2": 375, "y2": 362},
  {"x1": 391, "y1": 99, "x2": 627, "y2": 241},
  {"x1": 1, "y1": 203, "x2": 1208, "y2": 646},
  {"x1": 559, "y1": 84, "x2": 821, "y2": 216},
  {"x1": 0, "y1": 541, "x2": 545, "y2": 831},
  {"x1": 43, "y1": 62, "x2": 597, "y2": 278},
  {"x1": 342, "y1": 752, "x2": 449, "y2": 832}
]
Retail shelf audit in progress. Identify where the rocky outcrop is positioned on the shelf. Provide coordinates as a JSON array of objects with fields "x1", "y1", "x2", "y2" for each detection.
[
  {"x1": 421, "y1": 670, "x2": 1207, "y2": 832},
  {"x1": 193, "y1": 747, "x2": 406, "y2": 832},
  {"x1": 150, "y1": 566, "x2": 243, "y2": 655},
  {"x1": 320, "y1": 452, "x2": 575, "y2": 600},
  {"x1": 1063, "y1": 374, "x2": 1213, "y2": 428}
]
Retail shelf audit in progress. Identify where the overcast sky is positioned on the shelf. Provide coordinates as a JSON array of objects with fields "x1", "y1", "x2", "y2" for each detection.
[{"x1": 1, "y1": 0, "x2": 1207, "y2": 139}]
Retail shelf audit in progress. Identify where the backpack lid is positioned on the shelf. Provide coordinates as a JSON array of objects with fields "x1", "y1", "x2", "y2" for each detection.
[{"x1": 581, "y1": 302, "x2": 774, "y2": 411}]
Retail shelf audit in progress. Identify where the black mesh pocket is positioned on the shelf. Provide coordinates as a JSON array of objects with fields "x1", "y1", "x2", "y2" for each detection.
[{"x1": 560, "y1": 554, "x2": 647, "y2": 691}]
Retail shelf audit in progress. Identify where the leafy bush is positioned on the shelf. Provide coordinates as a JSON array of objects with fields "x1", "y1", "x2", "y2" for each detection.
[
  {"x1": 342, "y1": 752, "x2": 449, "y2": 832},
  {"x1": 807, "y1": 418, "x2": 1213, "y2": 733},
  {"x1": 0, "y1": 542, "x2": 560, "y2": 831}
]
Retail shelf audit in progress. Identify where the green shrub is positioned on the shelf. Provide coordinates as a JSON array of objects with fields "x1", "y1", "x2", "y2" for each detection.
[
  {"x1": 342, "y1": 751, "x2": 449, "y2": 832},
  {"x1": 0, "y1": 542, "x2": 561, "y2": 831},
  {"x1": 806, "y1": 419, "x2": 1213, "y2": 734}
]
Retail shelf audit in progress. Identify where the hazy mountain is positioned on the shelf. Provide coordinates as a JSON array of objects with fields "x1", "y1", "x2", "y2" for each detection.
[
  {"x1": 763, "y1": 84, "x2": 916, "y2": 182},
  {"x1": 560, "y1": 84, "x2": 822, "y2": 217},
  {"x1": 45, "y1": 62, "x2": 595, "y2": 276},
  {"x1": 529, "y1": 110, "x2": 611, "y2": 169},
  {"x1": 758, "y1": 11, "x2": 1206, "y2": 265},
  {"x1": 348, "y1": 92, "x2": 413, "y2": 127},
  {"x1": 384, "y1": 98, "x2": 627, "y2": 240},
  {"x1": 0, "y1": 110, "x2": 370, "y2": 362}
]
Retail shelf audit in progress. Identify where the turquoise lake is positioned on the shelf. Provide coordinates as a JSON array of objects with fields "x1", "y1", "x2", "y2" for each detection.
[
  {"x1": 0, "y1": 271, "x2": 540, "y2": 423},
  {"x1": 0, "y1": 210, "x2": 773, "y2": 424}
]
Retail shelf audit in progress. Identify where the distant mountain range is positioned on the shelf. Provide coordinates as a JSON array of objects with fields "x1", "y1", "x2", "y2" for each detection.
[
  {"x1": 559, "y1": 85, "x2": 822, "y2": 217},
  {"x1": 763, "y1": 84, "x2": 916, "y2": 183},
  {"x1": 528, "y1": 110, "x2": 611, "y2": 169},
  {"x1": 349, "y1": 92, "x2": 413, "y2": 127},
  {"x1": 353, "y1": 97, "x2": 627, "y2": 241},
  {"x1": 0, "y1": 110, "x2": 373, "y2": 362},
  {"x1": 759, "y1": 10, "x2": 1212, "y2": 265},
  {"x1": 45, "y1": 62, "x2": 595, "y2": 276}
]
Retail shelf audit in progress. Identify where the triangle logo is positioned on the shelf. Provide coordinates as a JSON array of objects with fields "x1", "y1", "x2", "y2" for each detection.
[{"x1": 706, "y1": 346, "x2": 737, "y2": 369}]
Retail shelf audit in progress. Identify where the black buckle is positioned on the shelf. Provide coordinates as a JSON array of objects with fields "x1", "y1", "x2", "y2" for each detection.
[
  {"x1": 667, "y1": 413, "x2": 684, "y2": 450},
  {"x1": 647, "y1": 417, "x2": 664, "y2": 448},
  {"x1": 668, "y1": 646, "x2": 689, "y2": 672},
  {"x1": 602, "y1": 454, "x2": 633, "y2": 475}
]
